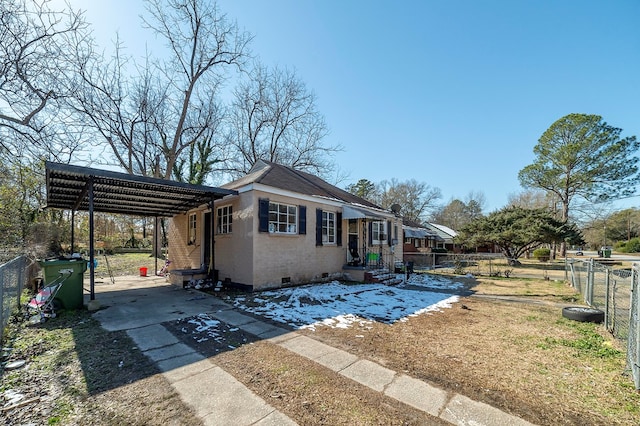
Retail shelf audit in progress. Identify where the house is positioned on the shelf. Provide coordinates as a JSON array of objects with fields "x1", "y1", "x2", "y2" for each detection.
[
  {"x1": 423, "y1": 223, "x2": 458, "y2": 252},
  {"x1": 402, "y1": 217, "x2": 442, "y2": 253},
  {"x1": 168, "y1": 160, "x2": 403, "y2": 291}
]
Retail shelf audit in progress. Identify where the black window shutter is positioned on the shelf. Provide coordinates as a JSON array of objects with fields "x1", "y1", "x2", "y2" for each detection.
[
  {"x1": 299, "y1": 205, "x2": 307, "y2": 235},
  {"x1": 316, "y1": 208, "x2": 323, "y2": 246},
  {"x1": 336, "y1": 212, "x2": 342, "y2": 246},
  {"x1": 387, "y1": 220, "x2": 392, "y2": 246},
  {"x1": 368, "y1": 221, "x2": 373, "y2": 246},
  {"x1": 258, "y1": 198, "x2": 269, "y2": 232}
]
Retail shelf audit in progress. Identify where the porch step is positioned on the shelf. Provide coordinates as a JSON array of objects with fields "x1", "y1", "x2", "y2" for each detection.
[{"x1": 364, "y1": 269, "x2": 403, "y2": 286}]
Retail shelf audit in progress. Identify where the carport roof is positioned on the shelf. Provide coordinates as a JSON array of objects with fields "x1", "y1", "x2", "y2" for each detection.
[{"x1": 45, "y1": 161, "x2": 237, "y2": 217}]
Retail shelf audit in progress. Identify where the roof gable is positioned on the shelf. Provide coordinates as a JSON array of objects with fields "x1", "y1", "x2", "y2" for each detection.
[{"x1": 224, "y1": 160, "x2": 381, "y2": 209}]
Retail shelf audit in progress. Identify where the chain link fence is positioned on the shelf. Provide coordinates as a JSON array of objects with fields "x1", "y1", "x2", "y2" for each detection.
[
  {"x1": 0, "y1": 255, "x2": 38, "y2": 343},
  {"x1": 404, "y1": 252, "x2": 505, "y2": 274},
  {"x1": 566, "y1": 258, "x2": 639, "y2": 390},
  {"x1": 630, "y1": 264, "x2": 639, "y2": 390},
  {"x1": 403, "y1": 252, "x2": 565, "y2": 279}
]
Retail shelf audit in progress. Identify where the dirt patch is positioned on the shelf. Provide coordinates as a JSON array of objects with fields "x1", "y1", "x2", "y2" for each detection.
[{"x1": 162, "y1": 313, "x2": 262, "y2": 358}]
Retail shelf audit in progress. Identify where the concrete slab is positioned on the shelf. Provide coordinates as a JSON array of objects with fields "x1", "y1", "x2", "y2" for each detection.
[
  {"x1": 385, "y1": 374, "x2": 448, "y2": 417},
  {"x1": 211, "y1": 309, "x2": 259, "y2": 326},
  {"x1": 265, "y1": 331, "x2": 298, "y2": 344},
  {"x1": 253, "y1": 410, "x2": 299, "y2": 426},
  {"x1": 157, "y1": 352, "x2": 207, "y2": 376},
  {"x1": 91, "y1": 282, "x2": 228, "y2": 331},
  {"x1": 161, "y1": 358, "x2": 217, "y2": 383},
  {"x1": 144, "y1": 342, "x2": 195, "y2": 363},
  {"x1": 314, "y1": 349, "x2": 358, "y2": 372},
  {"x1": 172, "y1": 365, "x2": 279, "y2": 425},
  {"x1": 126, "y1": 324, "x2": 180, "y2": 351},
  {"x1": 339, "y1": 359, "x2": 396, "y2": 392},
  {"x1": 278, "y1": 335, "x2": 337, "y2": 360},
  {"x1": 239, "y1": 321, "x2": 289, "y2": 338},
  {"x1": 441, "y1": 394, "x2": 536, "y2": 426}
]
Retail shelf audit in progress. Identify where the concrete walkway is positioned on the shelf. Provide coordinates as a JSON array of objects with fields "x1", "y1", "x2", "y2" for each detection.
[{"x1": 87, "y1": 276, "x2": 536, "y2": 426}]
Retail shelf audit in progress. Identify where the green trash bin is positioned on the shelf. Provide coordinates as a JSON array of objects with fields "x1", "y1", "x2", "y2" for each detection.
[
  {"x1": 38, "y1": 258, "x2": 88, "y2": 310},
  {"x1": 603, "y1": 249, "x2": 611, "y2": 258}
]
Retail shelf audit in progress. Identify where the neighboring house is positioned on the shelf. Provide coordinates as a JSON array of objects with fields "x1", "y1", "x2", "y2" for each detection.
[
  {"x1": 423, "y1": 223, "x2": 458, "y2": 252},
  {"x1": 168, "y1": 160, "x2": 403, "y2": 291},
  {"x1": 402, "y1": 218, "x2": 442, "y2": 253}
]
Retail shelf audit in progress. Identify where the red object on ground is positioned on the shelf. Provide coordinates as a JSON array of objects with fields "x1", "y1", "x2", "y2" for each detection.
[{"x1": 139, "y1": 267, "x2": 148, "y2": 277}]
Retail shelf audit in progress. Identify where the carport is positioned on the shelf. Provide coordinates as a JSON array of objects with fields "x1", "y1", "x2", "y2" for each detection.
[{"x1": 44, "y1": 161, "x2": 237, "y2": 302}]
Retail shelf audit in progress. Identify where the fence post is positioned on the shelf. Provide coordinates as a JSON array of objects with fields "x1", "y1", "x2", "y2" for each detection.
[
  {"x1": 636, "y1": 284, "x2": 640, "y2": 390},
  {"x1": 586, "y1": 258, "x2": 594, "y2": 306},
  {"x1": 16, "y1": 256, "x2": 25, "y2": 307},
  {"x1": 632, "y1": 264, "x2": 640, "y2": 389},
  {"x1": 0, "y1": 267, "x2": 4, "y2": 344},
  {"x1": 604, "y1": 269, "x2": 610, "y2": 331}
]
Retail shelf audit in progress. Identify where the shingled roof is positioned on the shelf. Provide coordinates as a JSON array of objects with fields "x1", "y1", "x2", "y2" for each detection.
[{"x1": 223, "y1": 160, "x2": 382, "y2": 209}]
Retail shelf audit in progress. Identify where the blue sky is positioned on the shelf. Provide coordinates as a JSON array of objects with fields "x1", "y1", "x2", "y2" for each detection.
[{"x1": 66, "y1": 0, "x2": 640, "y2": 212}]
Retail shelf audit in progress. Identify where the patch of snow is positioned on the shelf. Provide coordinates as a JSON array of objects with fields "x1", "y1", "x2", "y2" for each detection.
[{"x1": 232, "y1": 275, "x2": 465, "y2": 330}]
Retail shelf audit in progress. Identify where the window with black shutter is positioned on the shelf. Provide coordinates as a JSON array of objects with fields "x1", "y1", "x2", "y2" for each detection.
[
  {"x1": 258, "y1": 198, "x2": 269, "y2": 232},
  {"x1": 299, "y1": 205, "x2": 307, "y2": 235},
  {"x1": 316, "y1": 208, "x2": 323, "y2": 246}
]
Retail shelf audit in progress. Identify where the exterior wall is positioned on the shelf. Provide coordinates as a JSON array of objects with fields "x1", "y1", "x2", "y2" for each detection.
[
  {"x1": 168, "y1": 210, "x2": 206, "y2": 270},
  {"x1": 213, "y1": 194, "x2": 254, "y2": 288},
  {"x1": 170, "y1": 188, "x2": 404, "y2": 291},
  {"x1": 247, "y1": 190, "x2": 346, "y2": 291}
]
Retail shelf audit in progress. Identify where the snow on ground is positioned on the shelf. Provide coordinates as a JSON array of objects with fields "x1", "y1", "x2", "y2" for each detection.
[{"x1": 231, "y1": 273, "x2": 466, "y2": 331}]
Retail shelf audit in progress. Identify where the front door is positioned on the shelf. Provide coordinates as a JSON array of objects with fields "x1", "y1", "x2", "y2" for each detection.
[{"x1": 347, "y1": 219, "x2": 360, "y2": 265}]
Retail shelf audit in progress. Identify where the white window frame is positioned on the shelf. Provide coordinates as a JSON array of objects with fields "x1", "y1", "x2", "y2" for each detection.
[
  {"x1": 269, "y1": 202, "x2": 298, "y2": 234},
  {"x1": 322, "y1": 211, "x2": 336, "y2": 244},
  {"x1": 187, "y1": 212, "x2": 197, "y2": 245},
  {"x1": 217, "y1": 205, "x2": 233, "y2": 234},
  {"x1": 371, "y1": 221, "x2": 387, "y2": 245}
]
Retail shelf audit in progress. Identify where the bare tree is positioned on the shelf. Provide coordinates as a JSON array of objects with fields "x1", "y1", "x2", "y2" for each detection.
[
  {"x1": 71, "y1": 0, "x2": 251, "y2": 179},
  {"x1": 377, "y1": 178, "x2": 442, "y2": 222},
  {"x1": 430, "y1": 192, "x2": 485, "y2": 230},
  {"x1": 0, "y1": 0, "x2": 90, "y2": 162},
  {"x1": 227, "y1": 63, "x2": 341, "y2": 179},
  {"x1": 507, "y1": 189, "x2": 551, "y2": 209}
]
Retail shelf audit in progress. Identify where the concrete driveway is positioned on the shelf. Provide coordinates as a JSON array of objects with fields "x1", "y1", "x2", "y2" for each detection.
[{"x1": 85, "y1": 275, "x2": 229, "y2": 331}]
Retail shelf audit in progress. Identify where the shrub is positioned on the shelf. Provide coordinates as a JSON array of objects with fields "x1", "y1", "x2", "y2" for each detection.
[
  {"x1": 617, "y1": 237, "x2": 640, "y2": 253},
  {"x1": 533, "y1": 247, "x2": 550, "y2": 262}
]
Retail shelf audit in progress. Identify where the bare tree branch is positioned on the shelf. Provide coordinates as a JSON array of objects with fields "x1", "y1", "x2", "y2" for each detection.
[{"x1": 228, "y1": 63, "x2": 341, "y2": 180}]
